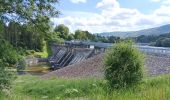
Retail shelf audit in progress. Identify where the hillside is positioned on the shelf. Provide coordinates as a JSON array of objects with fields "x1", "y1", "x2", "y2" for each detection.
[{"x1": 98, "y1": 24, "x2": 170, "y2": 38}]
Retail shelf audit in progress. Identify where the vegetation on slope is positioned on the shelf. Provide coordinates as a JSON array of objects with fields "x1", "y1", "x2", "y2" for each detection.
[
  {"x1": 34, "y1": 41, "x2": 53, "y2": 58},
  {"x1": 135, "y1": 33, "x2": 170, "y2": 47}
]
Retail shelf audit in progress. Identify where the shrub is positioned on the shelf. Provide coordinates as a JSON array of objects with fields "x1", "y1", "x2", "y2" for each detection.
[
  {"x1": 104, "y1": 41, "x2": 144, "y2": 89},
  {"x1": 0, "y1": 61, "x2": 15, "y2": 90},
  {"x1": 0, "y1": 39, "x2": 18, "y2": 90},
  {"x1": 17, "y1": 58, "x2": 26, "y2": 71}
]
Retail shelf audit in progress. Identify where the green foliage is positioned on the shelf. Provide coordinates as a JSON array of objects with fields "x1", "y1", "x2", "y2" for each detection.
[
  {"x1": 91, "y1": 35, "x2": 120, "y2": 43},
  {"x1": 54, "y1": 38, "x2": 64, "y2": 44},
  {"x1": 0, "y1": 39, "x2": 19, "y2": 65},
  {"x1": 75, "y1": 30, "x2": 89, "y2": 40},
  {"x1": 135, "y1": 33, "x2": 170, "y2": 47},
  {"x1": 0, "y1": 20, "x2": 5, "y2": 38},
  {"x1": 0, "y1": 39, "x2": 18, "y2": 90},
  {"x1": 135, "y1": 35, "x2": 157, "y2": 43},
  {"x1": 34, "y1": 41, "x2": 52, "y2": 58},
  {"x1": 17, "y1": 58, "x2": 26, "y2": 71},
  {"x1": 67, "y1": 34, "x2": 75, "y2": 41},
  {"x1": 2, "y1": 21, "x2": 49, "y2": 51},
  {"x1": 104, "y1": 41, "x2": 144, "y2": 89},
  {"x1": 0, "y1": 0, "x2": 59, "y2": 25},
  {"x1": 0, "y1": 0, "x2": 60, "y2": 51},
  {"x1": 0, "y1": 0, "x2": 60, "y2": 92},
  {"x1": 108, "y1": 36, "x2": 121, "y2": 43},
  {"x1": 0, "y1": 61, "x2": 15, "y2": 90},
  {"x1": 54, "y1": 24, "x2": 69, "y2": 39},
  {"x1": 47, "y1": 32, "x2": 64, "y2": 44},
  {"x1": 155, "y1": 37, "x2": 170, "y2": 47}
]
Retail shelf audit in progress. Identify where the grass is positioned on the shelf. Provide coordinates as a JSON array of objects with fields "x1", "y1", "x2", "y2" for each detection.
[
  {"x1": 34, "y1": 41, "x2": 52, "y2": 58},
  {"x1": 6, "y1": 76, "x2": 105, "y2": 100},
  {"x1": 1, "y1": 75, "x2": 170, "y2": 100}
]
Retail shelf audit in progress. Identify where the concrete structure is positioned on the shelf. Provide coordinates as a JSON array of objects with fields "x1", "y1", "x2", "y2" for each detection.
[
  {"x1": 25, "y1": 57, "x2": 38, "y2": 66},
  {"x1": 65, "y1": 41, "x2": 170, "y2": 56},
  {"x1": 38, "y1": 41, "x2": 170, "y2": 70}
]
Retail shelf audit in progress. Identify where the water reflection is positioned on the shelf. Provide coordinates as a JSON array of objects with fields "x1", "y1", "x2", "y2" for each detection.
[{"x1": 18, "y1": 63, "x2": 51, "y2": 76}]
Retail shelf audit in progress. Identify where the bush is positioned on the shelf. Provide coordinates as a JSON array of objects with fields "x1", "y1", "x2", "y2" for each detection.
[
  {"x1": 17, "y1": 58, "x2": 26, "y2": 71},
  {"x1": 0, "y1": 39, "x2": 18, "y2": 90},
  {"x1": 104, "y1": 41, "x2": 144, "y2": 89},
  {"x1": 0, "y1": 61, "x2": 15, "y2": 90}
]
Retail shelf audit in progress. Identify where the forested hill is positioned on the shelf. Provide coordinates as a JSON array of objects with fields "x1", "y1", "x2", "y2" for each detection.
[{"x1": 97, "y1": 24, "x2": 170, "y2": 38}]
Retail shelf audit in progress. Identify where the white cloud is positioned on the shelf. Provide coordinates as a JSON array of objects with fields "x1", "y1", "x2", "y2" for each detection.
[
  {"x1": 96, "y1": 0, "x2": 119, "y2": 9},
  {"x1": 51, "y1": 0, "x2": 170, "y2": 33},
  {"x1": 70, "y1": 0, "x2": 86, "y2": 4},
  {"x1": 154, "y1": 5, "x2": 170, "y2": 16},
  {"x1": 162, "y1": 0, "x2": 170, "y2": 5}
]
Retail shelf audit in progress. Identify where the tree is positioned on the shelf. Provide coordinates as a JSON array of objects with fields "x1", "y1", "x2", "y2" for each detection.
[
  {"x1": 136, "y1": 35, "x2": 157, "y2": 43},
  {"x1": 54, "y1": 24, "x2": 69, "y2": 39},
  {"x1": 0, "y1": 0, "x2": 60, "y2": 90},
  {"x1": 47, "y1": 32, "x2": 64, "y2": 44},
  {"x1": 67, "y1": 34, "x2": 75, "y2": 41},
  {"x1": 0, "y1": 20, "x2": 5, "y2": 38},
  {"x1": 161, "y1": 38, "x2": 170, "y2": 47},
  {"x1": 0, "y1": 0, "x2": 60, "y2": 47},
  {"x1": 0, "y1": 0, "x2": 59, "y2": 24},
  {"x1": 74, "y1": 30, "x2": 88, "y2": 40},
  {"x1": 0, "y1": 0, "x2": 60, "y2": 52},
  {"x1": 3, "y1": 22, "x2": 44, "y2": 51},
  {"x1": 4, "y1": 21, "x2": 21, "y2": 47},
  {"x1": 108, "y1": 36, "x2": 120, "y2": 43},
  {"x1": 75, "y1": 30, "x2": 82, "y2": 39},
  {"x1": 104, "y1": 41, "x2": 144, "y2": 89},
  {"x1": 155, "y1": 38, "x2": 170, "y2": 47}
]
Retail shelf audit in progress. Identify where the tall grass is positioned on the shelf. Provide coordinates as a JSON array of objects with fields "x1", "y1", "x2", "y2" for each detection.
[
  {"x1": 2, "y1": 75, "x2": 170, "y2": 100},
  {"x1": 9, "y1": 76, "x2": 106, "y2": 100}
]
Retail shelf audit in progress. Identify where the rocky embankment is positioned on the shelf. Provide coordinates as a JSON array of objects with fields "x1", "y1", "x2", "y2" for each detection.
[
  {"x1": 145, "y1": 55, "x2": 170, "y2": 76},
  {"x1": 42, "y1": 54, "x2": 170, "y2": 79}
]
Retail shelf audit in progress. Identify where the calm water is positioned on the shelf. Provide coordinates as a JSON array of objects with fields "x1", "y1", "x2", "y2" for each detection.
[{"x1": 18, "y1": 63, "x2": 51, "y2": 76}]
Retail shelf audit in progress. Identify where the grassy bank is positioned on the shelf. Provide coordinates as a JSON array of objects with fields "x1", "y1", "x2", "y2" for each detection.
[{"x1": 1, "y1": 75, "x2": 170, "y2": 100}]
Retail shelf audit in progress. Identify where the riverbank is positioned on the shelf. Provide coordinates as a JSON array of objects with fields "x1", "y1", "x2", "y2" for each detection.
[{"x1": 1, "y1": 75, "x2": 170, "y2": 100}]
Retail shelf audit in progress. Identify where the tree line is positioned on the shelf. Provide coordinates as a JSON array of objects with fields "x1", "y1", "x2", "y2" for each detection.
[
  {"x1": 0, "y1": 20, "x2": 121, "y2": 57},
  {"x1": 134, "y1": 33, "x2": 170, "y2": 47},
  {"x1": 53, "y1": 24, "x2": 121, "y2": 43}
]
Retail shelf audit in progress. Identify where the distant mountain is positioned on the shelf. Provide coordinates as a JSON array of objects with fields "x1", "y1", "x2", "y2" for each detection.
[{"x1": 97, "y1": 24, "x2": 170, "y2": 38}]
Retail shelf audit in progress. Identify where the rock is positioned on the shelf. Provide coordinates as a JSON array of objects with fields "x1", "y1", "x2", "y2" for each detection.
[{"x1": 42, "y1": 54, "x2": 170, "y2": 79}]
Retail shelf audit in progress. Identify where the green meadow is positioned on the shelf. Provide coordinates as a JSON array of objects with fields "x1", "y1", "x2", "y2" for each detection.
[{"x1": 1, "y1": 75, "x2": 170, "y2": 100}]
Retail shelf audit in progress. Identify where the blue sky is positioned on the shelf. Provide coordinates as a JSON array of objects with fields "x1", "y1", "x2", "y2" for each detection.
[{"x1": 51, "y1": 0, "x2": 170, "y2": 33}]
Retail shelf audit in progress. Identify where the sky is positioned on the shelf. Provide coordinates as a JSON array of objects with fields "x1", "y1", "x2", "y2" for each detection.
[{"x1": 51, "y1": 0, "x2": 170, "y2": 33}]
